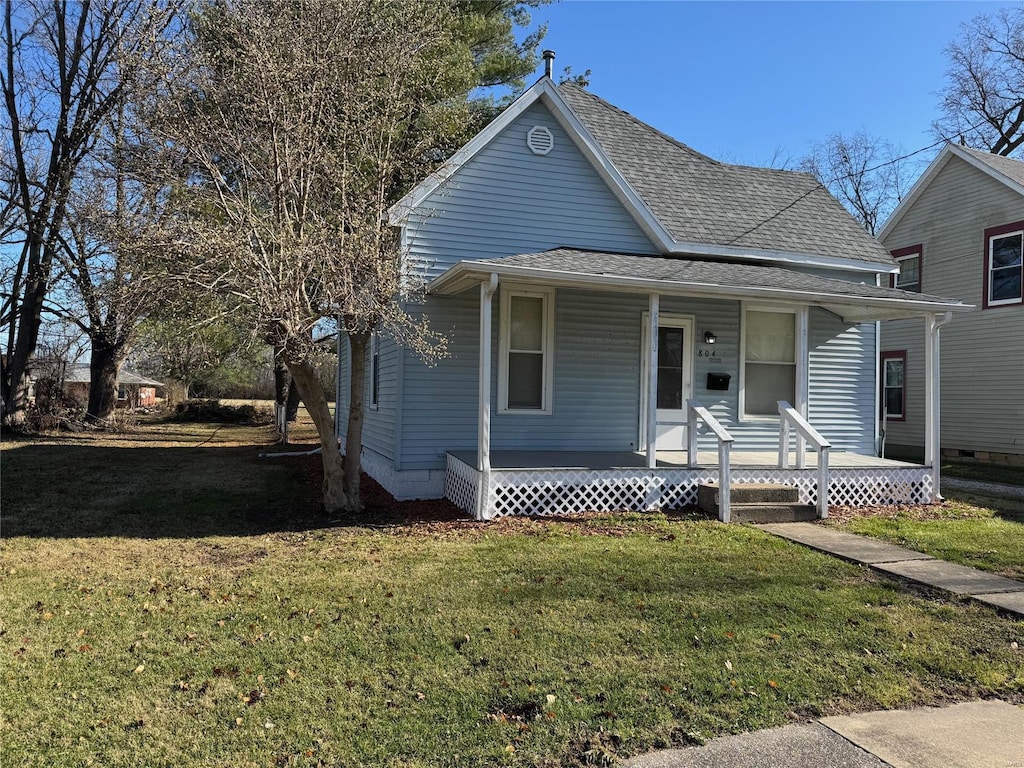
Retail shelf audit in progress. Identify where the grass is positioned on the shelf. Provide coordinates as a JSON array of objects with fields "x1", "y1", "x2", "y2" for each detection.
[
  {"x1": 2, "y1": 418, "x2": 1023, "y2": 767},
  {"x1": 941, "y1": 461, "x2": 1024, "y2": 486},
  {"x1": 830, "y1": 494, "x2": 1024, "y2": 580}
]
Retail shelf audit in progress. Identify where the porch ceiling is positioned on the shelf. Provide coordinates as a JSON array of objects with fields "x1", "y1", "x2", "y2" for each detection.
[{"x1": 428, "y1": 248, "x2": 972, "y2": 322}]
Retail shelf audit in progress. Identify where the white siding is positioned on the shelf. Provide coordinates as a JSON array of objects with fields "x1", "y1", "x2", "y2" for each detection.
[{"x1": 881, "y1": 155, "x2": 1024, "y2": 458}]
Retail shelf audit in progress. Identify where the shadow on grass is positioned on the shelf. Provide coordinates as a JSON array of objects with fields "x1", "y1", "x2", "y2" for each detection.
[{"x1": 1, "y1": 439, "x2": 470, "y2": 539}]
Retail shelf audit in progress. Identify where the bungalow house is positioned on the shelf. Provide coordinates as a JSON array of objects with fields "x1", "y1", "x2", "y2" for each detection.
[
  {"x1": 336, "y1": 63, "x2": 970, "y2": 521},
  {"x1": 60, "y1": 363, "x2": 163, "y2": 409},
  {"x1": 879, "y1": 144, "x2": 1024, "y2": 467}
]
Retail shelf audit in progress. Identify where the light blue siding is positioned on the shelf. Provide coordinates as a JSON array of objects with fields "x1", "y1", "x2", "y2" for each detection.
[
  {"x1": 403, "y1": 101, "x2": 656, "y2": 282},
  {"x1": 398, "y1": 291, "x2": 875, "y2": 470},
  {"x1": 335, "y1": 332, "x2": 398, "y2": 461},
  {"x1": 362, "y1": 335, "x2": 399, "y2": 460}
]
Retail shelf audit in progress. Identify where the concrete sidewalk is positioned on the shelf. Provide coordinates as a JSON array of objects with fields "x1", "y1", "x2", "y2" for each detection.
[
  {"x1": 624, "y1": 700, "x2": 1024, "y2": 768},
  {"x1": 755, "y1": 522, "x2": 1024, "y2": 617}
]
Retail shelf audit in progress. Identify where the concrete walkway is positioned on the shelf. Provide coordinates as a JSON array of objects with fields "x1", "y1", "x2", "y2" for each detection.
[
  {"x1": 756, "y1": 522, "x2": 1024, "y2": 617},
  {"x1": 624, "y1": 700, "x2": 1024, "y2": 768},
  {"x1": 942, "y1": 476, "x2": 1024, "y2": 501}
]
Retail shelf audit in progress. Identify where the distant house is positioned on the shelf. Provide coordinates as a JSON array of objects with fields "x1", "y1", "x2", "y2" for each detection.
[
  {"x1": 59, "y1": 364, "x2": 164, "y2": 409},
  {"x1": 879, "y1": 144, "x2": 1023, "y2": 468},
  {"x1": 337, "y1": 71, "x2": 970, "y2": 520}
]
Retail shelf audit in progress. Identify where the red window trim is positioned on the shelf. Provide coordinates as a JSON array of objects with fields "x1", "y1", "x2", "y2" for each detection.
[
  {"x1": 889, "y1": 245, "x2": 922, "y2": 291},
  {"x1": 983, "y1": 220, "x2": 1024, "y2": 309},
  {"x1": 880, "y1": 351, "x2": 906, "y2": 423}
]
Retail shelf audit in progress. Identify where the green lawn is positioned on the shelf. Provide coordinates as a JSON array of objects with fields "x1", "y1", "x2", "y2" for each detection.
[
  {"x1": 2, "y1": 421, "x2": 1023, "y2": 767},
  {"x1": 831, "y1": 495, "x2": 1024, "y2": 580},
  {"x1": 942, "y1": 461, "x2": 1024, "y2": 486}
]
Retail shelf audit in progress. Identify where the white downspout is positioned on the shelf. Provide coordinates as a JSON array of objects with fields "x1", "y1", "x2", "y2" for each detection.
[
  {"x1": 476, "y1": 274, "x2": 498, "y2": 520},
  {"x1": 646, "y1": 293, "x2": 660, "y2": 469},
  {"x1": 924, "y1": 311, "x2": 953, "y2": 501}
]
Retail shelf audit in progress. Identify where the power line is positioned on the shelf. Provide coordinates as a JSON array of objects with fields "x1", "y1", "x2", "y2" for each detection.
[{"x1": 727, "y1": 116, "x2": 998, "y2": 245}]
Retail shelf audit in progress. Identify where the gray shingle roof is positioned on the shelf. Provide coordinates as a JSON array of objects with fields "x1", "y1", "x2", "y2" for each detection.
[
  {"x1": 556, "y1": 83, "x2": 895, "y2": 266},
  {"x1": 491, "y1": 248, "x2": 957, "y2": 305},
  {"x1": 63, "y1": 363, "x2": 163, "y2": 387},
  {"x1": 954, "y1": 145, "x2": 1024, "y2": 188}
]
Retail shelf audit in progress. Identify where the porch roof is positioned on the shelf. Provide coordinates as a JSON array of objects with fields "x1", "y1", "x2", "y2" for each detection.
[{"x1": 428, "y1": 248, "x2": 972, "y2": 322}]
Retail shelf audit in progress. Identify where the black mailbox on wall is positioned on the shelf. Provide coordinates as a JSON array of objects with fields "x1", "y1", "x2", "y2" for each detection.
[{"x1": 707, "y1": 372, "x2": 731, "y2": 391}]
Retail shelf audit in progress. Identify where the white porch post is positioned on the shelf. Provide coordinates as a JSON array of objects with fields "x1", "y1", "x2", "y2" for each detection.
[
  {"x1": 924, "y1": 312, "x2": 952, "y2": 502},
  {"x1": 476, "y1": 274, "x2": 498, "y2": 519},
  {"x1": 646, "y1": 293, "x2": 659, "y2": 469},
  {"x1": 795, "y1": 306, "x2": 809, "y2": 469}
]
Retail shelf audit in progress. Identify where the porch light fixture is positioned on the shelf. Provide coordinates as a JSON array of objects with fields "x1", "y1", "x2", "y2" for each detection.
[{"x1": 703, "y1": 331, "x2": 717, "y2": 344}]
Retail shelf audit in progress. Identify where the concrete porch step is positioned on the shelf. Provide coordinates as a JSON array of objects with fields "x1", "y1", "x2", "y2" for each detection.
[
  {"x1": 697, "y1": 482, "x2": 800, "y2": 508},
  {"x1": 697, "y1": 482, "x2": 814, "y2": 523},
  {"x1": 731, "y1": 503, "x2": 819, "y2": 524}
]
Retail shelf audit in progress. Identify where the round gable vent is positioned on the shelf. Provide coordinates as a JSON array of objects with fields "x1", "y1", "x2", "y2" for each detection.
[{"x1": 526, "y1": 125, "x2": 554, "y2": 156}]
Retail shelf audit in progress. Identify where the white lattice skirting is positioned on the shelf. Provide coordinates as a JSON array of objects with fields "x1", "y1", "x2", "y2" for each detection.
[{"x1": 444, "y1": 454, "x2": 932, "y2": 520}]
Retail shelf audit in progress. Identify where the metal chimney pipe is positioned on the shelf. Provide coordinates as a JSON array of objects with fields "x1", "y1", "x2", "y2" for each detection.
[{"x1": 542, "y1": 50, "x2": 555, "y2": 78}]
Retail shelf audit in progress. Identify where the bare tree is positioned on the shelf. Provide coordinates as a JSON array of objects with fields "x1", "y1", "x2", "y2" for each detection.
[
  {"x1": 153, "y1": 0, "x2": 474, "y2": 513},
  {"x1": 1, "y1": 0, "x2": 177, "y2": 426},
  {"x1": 935, "y1": 6, "x2": 1024, "y2": 156},
  {"x1": 801, "y1": 131, "x2": 910, "y2": 235}
]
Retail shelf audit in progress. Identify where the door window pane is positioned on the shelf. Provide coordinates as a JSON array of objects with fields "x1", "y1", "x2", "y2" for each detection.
[{"x1": 657, "y1": 327, "x2": 684, "y2": 409}]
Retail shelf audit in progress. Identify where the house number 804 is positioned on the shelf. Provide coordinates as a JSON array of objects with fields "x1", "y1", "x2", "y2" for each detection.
[{"x1": 698, "y1": 349, "x2": 716, "y2": 357}]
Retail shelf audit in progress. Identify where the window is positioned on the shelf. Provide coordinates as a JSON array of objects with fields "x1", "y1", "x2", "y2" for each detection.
[
  {"x1": 890, "y1": 245, "x2": 922, "y2": 292},
  {"x1": 984, "y1": 222, "x2": 1024, "y2": 307},
  {"x1": 881, "y1": 351, "x2": 905, "y2": 421},
  {"x1": 741, "y1": 307, "x2": 796, "y2": 418},
  {"x1": 369, "y1": 332, "x2": 380, "y2": 409},
  {"x1": 499, "y1": 286, "x2": 554, "y2": 413}
]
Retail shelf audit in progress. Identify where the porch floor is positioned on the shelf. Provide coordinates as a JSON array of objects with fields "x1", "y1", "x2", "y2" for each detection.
[{"x1": 449, "y1": 450, "x2": 923, "y2": 471}]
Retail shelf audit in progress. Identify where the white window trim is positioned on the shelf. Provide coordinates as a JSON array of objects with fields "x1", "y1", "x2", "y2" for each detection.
[
  {"x1": 739, "y1": 304, "x2": 798, "y2": 422},
  {"x1": 987, "y1": 228, "x2": 1024, "y2": 307},
  {"x1": 369, "y1": 331, "x2": 380, "y2": 411},
  {"x1": 498, "y1": 284, "x2": 555, "y2": 415}
]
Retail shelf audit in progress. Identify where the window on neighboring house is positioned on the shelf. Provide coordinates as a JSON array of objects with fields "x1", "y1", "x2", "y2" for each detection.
[
  {"x1": 881, "y1": 351, "x2": 905, "y2": 421},
  {"x1": 741, "y1": 307, "x2": 796, "y2": 418},
  {"x1": 890, "y1": 245, "x2": 922, "y2": 292},
  {"x1": 499, "y1": 286, "x2": 554, "y2": 413},
  {"x1": 985, "y1": 222, "x2": 1024, "y2": 307},
  {"x1": 117, "y1": 384, "x2": 127, "y2": 401},
  {"x1": 369, "y1": 332, "x2": 380, "y2": 409}
]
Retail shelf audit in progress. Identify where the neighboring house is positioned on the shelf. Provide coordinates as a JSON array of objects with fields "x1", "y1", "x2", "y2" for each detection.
[
  {"x1": 59, "y1": 363, "x2": 163, "y2": 409},
  {"x1": 879, "y1": 144, "x2": 1024, "y2": 467},
  {"x1": 337, "y1": 71, "x2": 969, "y2": 520}
]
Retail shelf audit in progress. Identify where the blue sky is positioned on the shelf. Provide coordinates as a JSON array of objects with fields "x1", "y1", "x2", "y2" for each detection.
[{"x1": 524, "y1": 1, "x2": 1009, "y2": 168}]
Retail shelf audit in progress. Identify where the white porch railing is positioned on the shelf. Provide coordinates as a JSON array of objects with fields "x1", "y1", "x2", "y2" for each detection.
[
  {"x1": 687, "y1": 399, "x2": 735, "y2": 522},
  {"x1": 777, "y1": 400, "x2": 831, "y2": 518}
]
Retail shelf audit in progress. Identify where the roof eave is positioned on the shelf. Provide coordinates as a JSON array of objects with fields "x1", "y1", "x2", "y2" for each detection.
[{"x1": 428, "y1": 260, "x2": 970, "y2": 322}]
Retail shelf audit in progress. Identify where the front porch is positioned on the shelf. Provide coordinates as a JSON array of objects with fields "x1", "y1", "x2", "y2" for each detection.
[{"x1": 446, "y1": 449, "x2": 932, "y2": 520}]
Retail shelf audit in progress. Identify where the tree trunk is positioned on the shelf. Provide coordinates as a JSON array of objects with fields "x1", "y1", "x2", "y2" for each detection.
[
  {"x1": 86, "y1": 341, "x2": 123, "y2": 424},
  {"x1": 343, "y1": 329, "x2": 370, "y2": 512},
  {"x1": 273, "y1": 345, "x2": 289, "y2": 406},
  {"x1": 3, "y1": 237, "x2": 48, "y2": 427},
  {"x1": 285, "y1": 376, "x2": 301, "y2": 421},
  {"x1": 288, "y1": 357, "x2": 355, "y2": 514}
]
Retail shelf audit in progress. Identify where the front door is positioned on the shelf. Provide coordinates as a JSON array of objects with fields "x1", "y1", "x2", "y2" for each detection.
[{"x1": 640, "y1": 315, "x2": 694, "y2": 450}]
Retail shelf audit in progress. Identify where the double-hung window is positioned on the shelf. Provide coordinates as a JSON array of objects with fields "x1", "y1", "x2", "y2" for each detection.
[
  {"x1": 890, "y1": 245, "x2": 922, "y2": 292},
  {"x1": 984, "y1": 222, "x2": 1024, "y2": 307},
  {"x1": 499, "y1": 286, "x2": 554, "y2": 413},
  {"x1": 880, "y1": 351, "x2": 905, "y2": 421},
  {"x1": 741, "y1": 307, "x2": 796, "y2": 418},
  {"x1": 369, "y1": 331, "x2": 380, "y2": 409}
]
